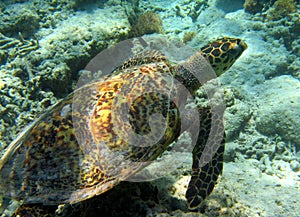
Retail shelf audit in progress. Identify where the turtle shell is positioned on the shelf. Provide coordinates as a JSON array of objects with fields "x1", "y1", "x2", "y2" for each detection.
[{"x1": 0, "y1": 50, "x2": 182, "y2": 205}]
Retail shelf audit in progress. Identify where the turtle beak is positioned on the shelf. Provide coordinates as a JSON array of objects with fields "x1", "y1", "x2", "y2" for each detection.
[
  {"x1": 229, "y1": 39, "x2": 248, "y2": 59},
  {"x1": 240, "y1": 40, "x2": 248, "y2": 51}
]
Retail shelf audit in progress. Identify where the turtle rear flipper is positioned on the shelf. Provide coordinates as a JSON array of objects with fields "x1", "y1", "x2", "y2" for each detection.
[{"x1": 185, "y1": 107, "x2": 225, "y2": 209}]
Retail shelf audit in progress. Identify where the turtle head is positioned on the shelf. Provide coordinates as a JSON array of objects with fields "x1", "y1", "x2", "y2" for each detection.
[
  {"x1": 174, "y1": 37, "x2": 247, "y2": 93},
  {"x1": 200, "y1": 37, "x2": 247, "y2": 76}
]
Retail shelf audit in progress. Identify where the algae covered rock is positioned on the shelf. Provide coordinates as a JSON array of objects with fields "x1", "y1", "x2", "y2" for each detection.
[
  {"x1": 243, "y1": 0, "x2": 264, "y2": 14},
  {"x1": 225, "y1": 99, "x2": 252, "y2": 141},
  {"x1": 254, "y1": 75, "x2": 300, "y2": 150}
]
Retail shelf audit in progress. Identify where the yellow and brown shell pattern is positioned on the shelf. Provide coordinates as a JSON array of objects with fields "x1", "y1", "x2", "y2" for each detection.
[{"x1": 0, "y1": 37, "x2": 247, "y2": 216}]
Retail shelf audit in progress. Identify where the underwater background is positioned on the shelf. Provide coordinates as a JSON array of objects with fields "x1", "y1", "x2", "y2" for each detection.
[{"x1": 0, "y1": 0, "x2": 299, "y2": 216}]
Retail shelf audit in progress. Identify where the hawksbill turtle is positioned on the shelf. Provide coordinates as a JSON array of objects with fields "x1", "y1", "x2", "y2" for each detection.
[{"x1": 0, "y1": 36, "x2": 247, "y2": 216}]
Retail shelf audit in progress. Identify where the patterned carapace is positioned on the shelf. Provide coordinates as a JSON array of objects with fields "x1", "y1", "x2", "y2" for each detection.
[{"x1": 0, "y1": 37, "x2": 247, "y2": 216}]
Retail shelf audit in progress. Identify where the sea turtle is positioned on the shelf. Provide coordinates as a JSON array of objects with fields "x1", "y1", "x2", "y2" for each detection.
[{"x1": 0, "y1": 36, "x2": 247, "y2": 216}]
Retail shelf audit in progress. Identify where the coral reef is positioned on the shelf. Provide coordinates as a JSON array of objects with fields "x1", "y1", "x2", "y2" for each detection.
[
  {"x1": 267, "y1": 0, "x2": 297, "y2": 20},
  {"x1": 0, "y1": 33, "x2": 39, "y2": 63},
  {"x1": 129, "y1": 11, "x2": 163, "y2": 37},
  {"x1": 0, "y1": 3, "x2": 40, "y2": 37},
  {"x1": 0, "y1": 1, "x2": 131, "y2": 151}
]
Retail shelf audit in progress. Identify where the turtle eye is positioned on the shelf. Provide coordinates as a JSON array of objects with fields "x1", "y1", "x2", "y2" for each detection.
[{"x1": 228, "y1": 44, "x2": 241, "y2": 56}]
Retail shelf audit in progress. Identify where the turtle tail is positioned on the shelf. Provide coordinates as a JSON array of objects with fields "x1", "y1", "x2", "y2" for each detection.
[{"x1": 185, "y1": 107, "x2": 225, "y2": 209}]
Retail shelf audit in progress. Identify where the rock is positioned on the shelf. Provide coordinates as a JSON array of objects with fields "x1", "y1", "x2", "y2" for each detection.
[{"x1": 254, "y1": 75, "x2": 300, "y2": 150}]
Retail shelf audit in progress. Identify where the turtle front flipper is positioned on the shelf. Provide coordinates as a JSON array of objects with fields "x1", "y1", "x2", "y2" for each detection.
[{"x1": 185, "y1": 107, "x2": 225, "y2": 209}]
